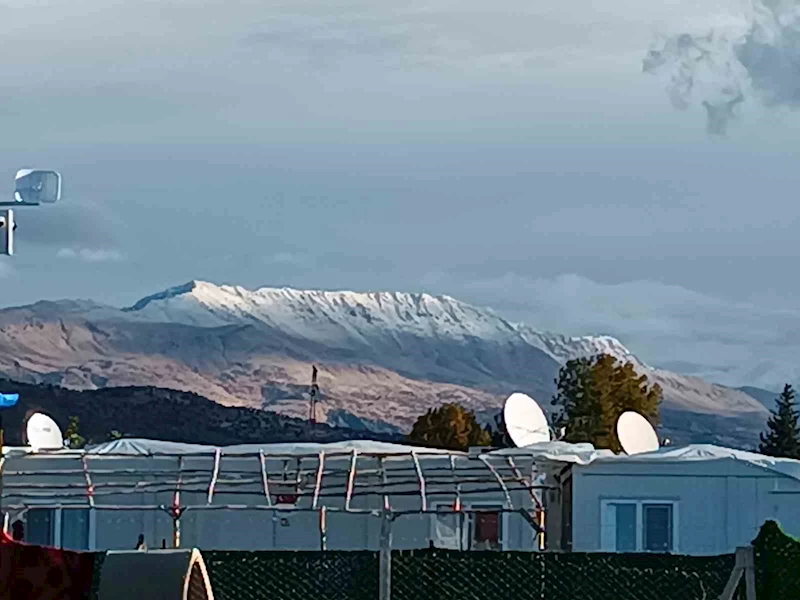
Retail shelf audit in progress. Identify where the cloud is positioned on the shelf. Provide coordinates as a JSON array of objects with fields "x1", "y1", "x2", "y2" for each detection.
[
  {"x1": 0, "y1": 257, "x2": 13, "y2": 278},
  {"x1": 57, "y1": 248, "x2": 124, "y2": 262},
  {"x1": 18, "y1": 200, "x2": 121, "y2": 250},
  {"x1": 424, "y1": 272, "x2": 800, "y2": 390},
  {"x1": 643, "y1": 0, "x2": 800, "y2": 134},
  {"x1": 266, "y1": 251, "x2": 304, "y2": 266}
]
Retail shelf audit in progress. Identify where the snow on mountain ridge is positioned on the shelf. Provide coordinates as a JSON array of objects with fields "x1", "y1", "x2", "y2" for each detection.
[{"x1": 124, "y1": 280, "x2": 642, "y2": 367}]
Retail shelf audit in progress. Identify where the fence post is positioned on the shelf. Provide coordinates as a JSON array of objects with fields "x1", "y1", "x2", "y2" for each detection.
[
  {"x1": 719, "y1": 547, "x2": 755, "y2": 600},
  {"x1": 379, "y1": 510, "x2": 392, "y2": 600},
  {"x1": 741, "y1": 546, "x2": 756, "y2": 600}
]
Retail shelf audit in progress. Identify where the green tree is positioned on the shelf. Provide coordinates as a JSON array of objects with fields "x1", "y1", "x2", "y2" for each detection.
[
  {"x1": 551, "y1": 353, "x2": 662, "y2": 453},
  {"x1": 409, "y1": 403, "x2": 492, "y2": 451},
  {"x1": 64, "y1": 415, "x2": 86, "y2": 449},
  {"x1": 486, "y1": 410, "x2": 513, "y2": 448},
  {"x1": 759, "y1": 384, "x2": 800, "y2": 459}
]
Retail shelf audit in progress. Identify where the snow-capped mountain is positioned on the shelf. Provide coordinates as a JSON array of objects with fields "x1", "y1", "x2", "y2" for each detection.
[
  {"x1": 0, "y1": 280, "x2": 768, "y2": 447},
  {"x1": 124, "y1": 281, "x2": 642, "y2": 367}
]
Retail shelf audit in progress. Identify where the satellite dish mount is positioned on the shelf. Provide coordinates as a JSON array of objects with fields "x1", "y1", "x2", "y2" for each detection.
[{"x1": 1, "y1": 169, "x2": 62, "y2": 256}]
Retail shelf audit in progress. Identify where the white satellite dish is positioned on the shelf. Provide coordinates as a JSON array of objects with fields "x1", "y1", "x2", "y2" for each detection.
[
  {"x1": 26, "y1": 412, "x2": 64, "y2": 451},
  {"x1": 503, "y1": 392, "x2": 551, "y2": 447},
  {"x1": 616, "y1": 411, "x2": 659, "y2": 455}
]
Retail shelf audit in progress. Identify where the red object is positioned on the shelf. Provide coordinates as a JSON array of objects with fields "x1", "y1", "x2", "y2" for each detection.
[
  {"x1": 275, "y1": 494, "x2": 298, "y2": 505},
  {"x1": 474, "y1": 512, "x2": 500, "y2": 543},
  {"x1": 0, "y1": 530, "x2": 98, "y2": 600}
]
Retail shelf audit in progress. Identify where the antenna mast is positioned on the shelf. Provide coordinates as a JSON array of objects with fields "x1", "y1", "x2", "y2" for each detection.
[{"x1": 308, "y1": 365, "x2": 319, "y2": 426}]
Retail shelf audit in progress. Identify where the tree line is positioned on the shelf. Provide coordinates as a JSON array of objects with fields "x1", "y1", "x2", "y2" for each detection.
[{"x1": 408, "y1": 353, "x2": 800, "y2": 459}]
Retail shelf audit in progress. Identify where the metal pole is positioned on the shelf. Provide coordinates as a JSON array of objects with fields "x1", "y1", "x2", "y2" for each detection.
[
  {"x1": 1, "y1": 209, "x2": 13, "y2": 256},
  {"x1": 319, "y1": 506, "x2": 327, "y2": 551},
  {"x1": 379, "y1": 509, "x2": 392, "y2": 600},
  {"x1": 173, "y1": 456, "x2": 183, "y2": 548}
]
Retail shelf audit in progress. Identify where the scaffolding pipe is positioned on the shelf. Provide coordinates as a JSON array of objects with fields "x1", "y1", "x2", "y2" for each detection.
[
  {"x1": 479, "y1": 455, "x2": 513, "y2": 509},
  {"x1": 312, "y1": 451, "x2": 325, "y2": 510},
  {"x1": 411, "y1": 452, "x2": 427, "y2": 512},
  {"x1": 81, "y1": 456, "x2": 95, "y2": 508},
  {"x1": 207, "y1": 448, "x2": 222, "y2": 504},
  {"x1": 345, "y1": 450, "x2": 358, "y2": 512},
  {"x1": 259, "y1": 451, "x2": 273, "y2": 507},
  {"x1": 319, "y1": 505, "x2": 327, "y2": 551}
]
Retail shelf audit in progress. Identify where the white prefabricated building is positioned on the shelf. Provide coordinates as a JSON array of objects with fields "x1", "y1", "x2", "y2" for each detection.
[
  {"x1": 0, "y1": 439, "x2": 546, "y2": 552},
  {"x1": 522, "y1": 444, "x2": 800, "y2": 556}
]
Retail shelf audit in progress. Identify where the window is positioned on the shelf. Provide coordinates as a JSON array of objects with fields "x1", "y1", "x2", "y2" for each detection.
[
  {"x1": 61, "y1": 509, "x2": 91, "y2": 551},
  {"x1": 20, "y1": 508, "x2": 93, "y2": 550},
  {"x1": 470, "y1": 510, "x2": 502, "y2": 550},
  {"x1": 429, "y1": 503, "x2": 505, "y2": 551},
  {"x1": 430, "y1": 503, "x2": 464, "y2": 550},
  {"x1": 26, "y1": 508, "x2": 56, "y2": 546},
  {"x1": 600, "y1": 500, "x2": 678, "y2": 553},
  {"x1": 467, "y1": 505, "x2": 504, "y2": 551}
]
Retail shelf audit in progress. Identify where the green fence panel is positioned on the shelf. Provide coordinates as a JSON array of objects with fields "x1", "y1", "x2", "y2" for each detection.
[
  {"x1": 542, "y1": 552, "x2": 735, "y2": 600},
  {"x1": 393, "y1": 551, "x2": 546, "y2": 600},
  {"x1": 204, "y1": 551, "x2": 379, "y2": 600},
  {"x1": 201, "y1": 547, "x2": 741, "y2": 600}
]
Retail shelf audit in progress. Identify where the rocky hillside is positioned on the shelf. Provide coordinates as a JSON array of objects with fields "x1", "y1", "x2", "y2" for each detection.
[
  {"x1": 0, "y1": 281, "x2": 769, "y2": 448},
  {"x1": 0, "y1": 380, "x2": 401, "y2": 446}
]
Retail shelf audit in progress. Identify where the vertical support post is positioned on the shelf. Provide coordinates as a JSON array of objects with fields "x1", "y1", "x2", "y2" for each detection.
[
  {"x1": 319, "y1": 505, "x2": 327, "y2": 551},
  {"x1": 0, "y1": 455, "x2": 5, "y2": 532},
  {"x1": 173, "y1": 456, "x2": 184, "y2": 548},
  {"x1": 81, "y1": 455, "x2": 95, "y2": 508},
  {"x1": 719, "y1": 546, "x2": 755, "y2": 600},
  {"x1": 379, "y1": 509, "x2": 392, "y2": 600},
  {"x1": 259, "y1": 451, "x2": 273, "y2": 507},
  {"x1": 742, "y1": 546, "x2": 757, "y2": 600},
  {"x1": 2, "y1": 209, "x2": 13, "y2": 256},
  {"x1": 449, "y1": 456, "x2": 463, "y2": 550},
  {"x1": 411, "y1": 452, "x2": 427, "y2": 512}
]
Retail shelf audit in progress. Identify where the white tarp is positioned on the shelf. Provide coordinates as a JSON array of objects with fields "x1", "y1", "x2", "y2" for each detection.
[
  {"x1": 491, "y1": 441, "x2": 800, "y2": 485},
  {"x1": 488, "y1": 441, "x2": 615, "y2": 466},
  {"x1": 85, "y1": 438, "x2": 461, "y2": 456},
  {"x1": 591, "y1": 443, "x2": 800, "y2": 484}
]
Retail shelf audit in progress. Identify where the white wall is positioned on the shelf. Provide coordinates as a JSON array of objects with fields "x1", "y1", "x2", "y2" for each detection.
[{"x1": 570, "y1": 458, "x2": 800, "y2": 555}]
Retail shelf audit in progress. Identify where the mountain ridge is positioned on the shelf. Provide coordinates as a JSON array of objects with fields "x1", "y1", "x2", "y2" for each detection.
[{"x1": 0, "y1": 280, "x2": 769, "y2": 448}]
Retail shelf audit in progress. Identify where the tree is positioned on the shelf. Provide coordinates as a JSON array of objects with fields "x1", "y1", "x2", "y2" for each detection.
[
  {"x1": 64, "y1": 415, "x2": 86, "y2": 449},
  {"x1": 409, "y1": 403, "x2": 492, "y2": 451},
  {"x1": 551, "y1": 353, "x2": 662, "y2": 453},
  {"x1": 759, "y1": 384, "x2": 800, "y2": 459},
  {"x1": 486, "y1": 410, "x2": 513, "y2": 449}
]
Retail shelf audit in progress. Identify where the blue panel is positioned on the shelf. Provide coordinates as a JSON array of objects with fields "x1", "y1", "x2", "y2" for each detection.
[{"x1": 0, "y1": 393, "x2": 19, "y2": 407}]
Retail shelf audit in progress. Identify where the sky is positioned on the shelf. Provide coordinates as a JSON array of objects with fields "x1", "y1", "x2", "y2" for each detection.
[{"x1": 1, "y1": 0, "x2": 799, "y2": 390}]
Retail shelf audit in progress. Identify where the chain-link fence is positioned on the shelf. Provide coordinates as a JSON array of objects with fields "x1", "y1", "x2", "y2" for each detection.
[
  {"x1": 393, "y1": 550, "x2": 736, "y2": 600},
  {"x1": 205, "y1": 551, "x2": 379, "y2": 600},
  {"x1": 204, "y1": 548, "x2": 737, "y2": 600}
]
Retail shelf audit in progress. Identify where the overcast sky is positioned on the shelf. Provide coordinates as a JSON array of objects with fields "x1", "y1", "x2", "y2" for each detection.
[{"x1": 1, "y1": 0, "x2": 798, "y2": 389}]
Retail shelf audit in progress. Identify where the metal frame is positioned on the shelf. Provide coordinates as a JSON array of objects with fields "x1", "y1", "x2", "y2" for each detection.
[{"x1": 0, "y1": 448, "x2": 554, "y2": 550}]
